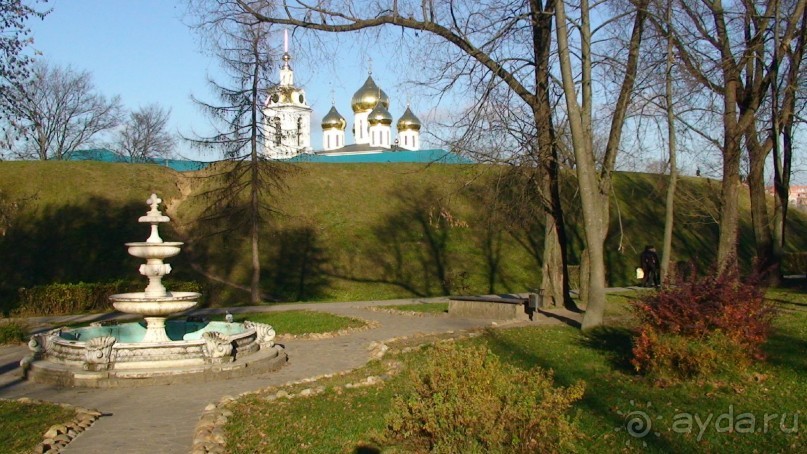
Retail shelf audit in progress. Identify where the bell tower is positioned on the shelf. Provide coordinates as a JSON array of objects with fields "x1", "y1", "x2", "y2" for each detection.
[{"x1": 263, "y1": 30, "x2": 312, "y2": 159}]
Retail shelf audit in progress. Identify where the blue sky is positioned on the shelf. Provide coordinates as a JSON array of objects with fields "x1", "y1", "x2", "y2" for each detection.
[
  {"x1": 27, "y1": 0, "x2": 425, "y2": 161},
  {"x1": 29, "y1": 1, "x2": 801, "y2": 183}
]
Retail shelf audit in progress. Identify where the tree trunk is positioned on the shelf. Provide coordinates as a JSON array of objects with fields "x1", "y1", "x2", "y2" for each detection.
[
  {"x1": 550, "y1": 157, "x2": 576, "y2": 310},
  {"x1": 772, "y1": 122, "x2": 792, "y2": 270},
  {"x1": 717, "y1": 156, "x2": 741, "y2": 271},
  {"x1": 541, "y1": 214, "x2": 563, "y2": 308},
  {"x1": 579, "y1": 249, "x2": 590, "y2": 307},
  {"x1": 772, "y1": 2, "x2": 806, "y2": 279},
  {"x1": 711, "y1": 4, "x2": 744, "y2": 273},
  {"x1": 555, "y1": 0, "x2": 608, "y2": 329},
  {"x1": 747, "y1": 132, "x2": 776, "y2": 282},
  {"x1": 660, "y1": 1, "x2": 677, "y2": 284},
  {"x1": 531, "y1": 0, "x2": 572, "y2": 309},
  {"x1": 716, "y1": 132, "x2": 741, "y2": 272},
  {"x1": 249, "y1": 34, "x2": 262, "y2": 305}
]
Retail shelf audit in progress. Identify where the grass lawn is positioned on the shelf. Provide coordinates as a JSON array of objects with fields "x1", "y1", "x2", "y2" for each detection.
[
  {"x1": 223, "y1": 289, "x2": 807, "y2": 453},
  {"x1": 210, "y1": 310, "x2": 368, "y2": 336},
  {"x1": 0, "y1": 400, "x2": 75, "y2": 453}
]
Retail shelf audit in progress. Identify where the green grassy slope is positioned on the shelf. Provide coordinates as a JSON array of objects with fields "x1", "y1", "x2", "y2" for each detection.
[
  {"x1": 1, "y1": 161, "x2": 805, "y2": 309},
  {"x1": 0, "y1": 161, "x2": 183, "y2": 311}
]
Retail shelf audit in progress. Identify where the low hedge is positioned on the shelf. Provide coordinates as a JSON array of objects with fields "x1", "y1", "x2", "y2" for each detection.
[
  {"x1": 11, "y1": 280, "x2": 205, "y2": 317},
  {"x1": 0, "y1": 320, "x2": 27, "y2": 344}
]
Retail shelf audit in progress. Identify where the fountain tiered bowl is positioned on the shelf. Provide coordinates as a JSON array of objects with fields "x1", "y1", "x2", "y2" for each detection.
[{"x1": 22, "y1": 193, "x2": 287, "y2": 387}]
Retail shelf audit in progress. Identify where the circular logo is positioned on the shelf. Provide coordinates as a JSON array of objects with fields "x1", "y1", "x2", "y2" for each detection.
[{"x1": 615, "y1": 400, "x2": 661, "y2": 448}]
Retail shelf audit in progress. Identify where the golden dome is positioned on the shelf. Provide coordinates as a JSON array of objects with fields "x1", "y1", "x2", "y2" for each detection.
[
  {"x1": 321, "y1": 106, "x2": 346, "y2": 130},
  {"x1": 397, "y1": 106, "x2": 421, "y2": 131},
  {"x1": 367, "y1": 102, "x2": 393, "y2": 125},
  {"x1": 351, "y1": 75, "x2": 390, "y2": 113}
]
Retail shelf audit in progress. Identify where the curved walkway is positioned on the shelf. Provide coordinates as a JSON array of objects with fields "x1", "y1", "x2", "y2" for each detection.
[{"x1": 0, "y1": 298, "x2": 581, "y2": 453}]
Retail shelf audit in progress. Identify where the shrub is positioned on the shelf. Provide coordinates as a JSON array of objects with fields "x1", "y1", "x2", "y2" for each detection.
[
  {"x1": 382, "y1": 342, "x2": 585, "y2": 453},
  {"x1": 0, "y1": 320, "x2": 27, "y2": 344},
  {"x1": 11, "y1": 280, "x2": 205, "y2": 316},
  {"x1": 631, "y1": 267, "x2": 776, "y2": 380},
  {"x1": 632, "y1": 329, "x2": 750, "y2": 380}
]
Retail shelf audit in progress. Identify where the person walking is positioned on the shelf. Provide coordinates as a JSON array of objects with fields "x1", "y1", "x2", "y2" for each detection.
[{"x1": 640, "y1": 245, "x2": 660, "y2": 288}]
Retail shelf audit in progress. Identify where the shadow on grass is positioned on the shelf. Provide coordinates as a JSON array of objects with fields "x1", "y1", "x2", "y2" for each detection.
[
  {"x1": 766, "y1": 298, "x2": 807, "y2": 310},
  {"x1": 353, "y1": 444, "x2": 381, "y2": 454},
  {"x1": 184, "y1": 221, "x2": 332, "y2": 304},
  {"x1": 481, "y1": 327, "x2": 680, "y2": 452},
  {"x1": 764, "y1": 331, "x2": 807, "y2": 374},
  {"x1": 579, "y1": 326, "x2": 637, "y2": 373},
  {"x1": 536, "y1": 308, "x2": 581, "y2": 328}
]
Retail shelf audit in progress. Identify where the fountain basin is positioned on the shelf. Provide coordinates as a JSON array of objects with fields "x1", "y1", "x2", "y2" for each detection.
[
  {"x1": 110, "y1": 291, "x2": 199, "y2": 316},
  {"x1": 23, "y1": 319, "x2": 286, "y2": 387},
  {"x1": 58, "y1": 320, "x2": 244, "y2": 343},
  {"x1": 48, "y1": 322, "x2": 258, "y2": 369},
  {"x1": 125, "y1": 241, "x2": 183, "y2": 260}
]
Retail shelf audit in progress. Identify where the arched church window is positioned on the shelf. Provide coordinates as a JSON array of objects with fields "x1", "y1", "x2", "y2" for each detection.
[
  {"x1": 274, "y1": 117, "x2": 282, "y2": 146},
  {"x1": 297, "y1": 117, "x2": 302, "y2": 146}
]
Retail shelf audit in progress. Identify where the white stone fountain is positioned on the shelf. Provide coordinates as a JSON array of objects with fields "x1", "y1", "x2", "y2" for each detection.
[
  {"x1": 22, "y1": 193, "x2": 287, "y2": 387},
  {"x1": 108, "y1": 193, "x2": 199, "y2": 343}
]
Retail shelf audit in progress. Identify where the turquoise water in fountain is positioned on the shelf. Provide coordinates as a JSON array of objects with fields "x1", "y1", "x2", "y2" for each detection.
[{"x1": 59, "y1": 321, "x2": 245, "y2": 343}]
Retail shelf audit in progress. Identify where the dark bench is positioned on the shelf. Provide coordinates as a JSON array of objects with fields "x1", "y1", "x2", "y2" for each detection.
[{"x1": 448, "y1": 294, "x2": 539, "y2": 321}]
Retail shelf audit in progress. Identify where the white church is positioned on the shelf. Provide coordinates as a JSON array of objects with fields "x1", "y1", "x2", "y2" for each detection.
[{"x1": 262, "y1": 38, "x2": 421, "y2": 160}]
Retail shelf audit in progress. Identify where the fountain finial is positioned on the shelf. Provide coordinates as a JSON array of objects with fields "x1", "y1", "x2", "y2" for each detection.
[
  {"x1": 146, "y1": 193, "x2": 162, "y2": 215},
  {"x1": 139, "y1": 193, "x2": 170, "y2": 243}
]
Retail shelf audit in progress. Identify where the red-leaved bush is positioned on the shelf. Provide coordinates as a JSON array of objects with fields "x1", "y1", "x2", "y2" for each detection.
[{"x1": 631, "y1": 266, "x2": 776, "y2": 379}]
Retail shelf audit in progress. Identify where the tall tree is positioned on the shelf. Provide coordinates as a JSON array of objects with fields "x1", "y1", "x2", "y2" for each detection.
[
  {"x1": 554, "y1": 0, "x2": 650, "y2": 328},
  {"x1": 772, "y1": 1, "x2": 807, "y2": 279},
  {"x1": 660, "y1": 1, "x2": 679, "y2": 284},
  {"x1": 116, "y1": 103, "x2": 175, "y2": 163},
  {"x1": 2, "y1": 61, "x2": 123, "y2": 160},
  {"x1": 189, "y1": 1, "x2": 290, "y2": 304}
]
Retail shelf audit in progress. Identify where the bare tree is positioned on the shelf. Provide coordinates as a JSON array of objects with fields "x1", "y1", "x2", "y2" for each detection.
[
  {"x1": 655, "y1": 0, "x2": 807, "y2": 273},
  {"x1": 772, "y1": 2, "x2": 807, "y2": 279},
  {"x1": 188, "y1": 1, "x2": 291, "y2": 304},
  {"x1": 554, "y1": 0, "x2": 651, "y2": 328},
  {"x1": 116, "y1": 103, "x2": 175, "y2": 162},
  {"x1": 634, "y1": 0, "x2": 685, "y2": 282},
  {"x1": 2, "y1": 61, "x2": 123, "y2": 160},
  {"x1": 0, "y1": 0, "x2": 49, "y2": 149},
  {"x1": 660, "y1": 0, "x2": 679, "y2": 283}
]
